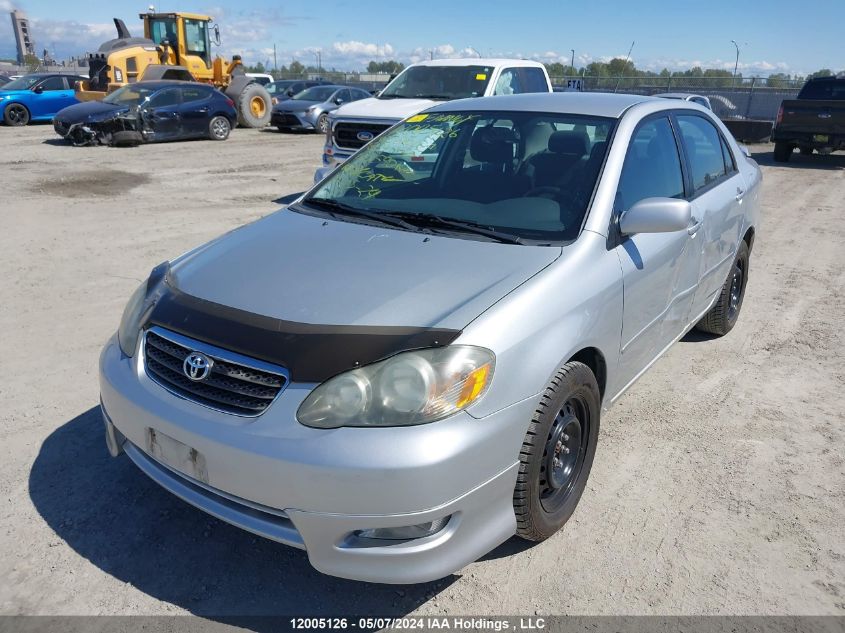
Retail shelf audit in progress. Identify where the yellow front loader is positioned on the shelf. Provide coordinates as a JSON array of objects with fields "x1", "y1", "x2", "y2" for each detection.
[{"x1": 76, "y1": 12, "x2": 271, "y2": 128}]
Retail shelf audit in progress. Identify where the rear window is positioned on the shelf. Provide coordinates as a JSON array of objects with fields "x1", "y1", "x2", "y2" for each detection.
[{"x1": 798, "y1": 79, "x2": 845, "y2": 100}]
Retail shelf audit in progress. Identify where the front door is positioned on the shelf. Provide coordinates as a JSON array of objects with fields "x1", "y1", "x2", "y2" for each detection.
[
  {"x1": 32, "y1": 76, "x2": 76, "y2": 118},
  {"x1": 613, "y1": 115, "x2": 702, "y2": 391},
  {"x1": 142, "y1": 88, "x2": 183, "y2": 140}
]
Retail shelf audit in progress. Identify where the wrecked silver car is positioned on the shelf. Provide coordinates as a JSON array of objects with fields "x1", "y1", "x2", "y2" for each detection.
[{"x1": 53, "y1": 80, "x2": 238, "y2": 146}]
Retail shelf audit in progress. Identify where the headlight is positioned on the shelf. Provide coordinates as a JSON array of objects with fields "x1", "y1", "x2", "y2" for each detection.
[
  {"x1": 117, "y1": 262, "x2": 169, "y2": 357},
  {"x1": 306, "y1": 106, "x2": 317, "y2": 115},
  {"x1": 297, "y1": 346, "x2": 495, "y2": 428}
]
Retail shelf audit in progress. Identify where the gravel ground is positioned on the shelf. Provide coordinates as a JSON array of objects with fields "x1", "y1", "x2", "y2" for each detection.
[{"x1": 0, "y1": 124, "x2": 843, "y2": 619}]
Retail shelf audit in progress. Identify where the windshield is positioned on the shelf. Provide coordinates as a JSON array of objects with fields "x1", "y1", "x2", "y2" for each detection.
[
  {"x1": 293, "y1": 86, "x2": 337, "y2": 102},
  {"x1": 379, "y1": 66, "x2": 493, "y2": 100},
  {"x1": 103, "y1": 84, "x2": 158, "y2": 105},
  {"x1": 303, "y1": 110, "x2": 614, "y2": 243},
  {"x1": 1, "y1": 76, "x2": 41, "y2": 91},
  {"x1": 149, "y1": 18, "x2": 178, "y2": 46},
  {"x1": 798, "y1": 79, "x2": 845, "y2": 100}
]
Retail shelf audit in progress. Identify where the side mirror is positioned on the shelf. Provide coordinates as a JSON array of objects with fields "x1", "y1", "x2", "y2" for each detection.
[
  {"x1": 619, "y1": 197, "x2": 691, "y2": 235},
  {"x1": 333, "y1": 98, "x2": 344, "y2": 105},
  {"x1": 33, "y1": 85, "x2": 43, "y2": 94},
  {"x1": 285, "y1": 89, "x2": 294, "y2": 97}
]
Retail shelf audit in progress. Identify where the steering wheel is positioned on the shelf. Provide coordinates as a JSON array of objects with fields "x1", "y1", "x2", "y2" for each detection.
[{"x1": 523, "y1": 186, "x2": 561, "y2": 199}]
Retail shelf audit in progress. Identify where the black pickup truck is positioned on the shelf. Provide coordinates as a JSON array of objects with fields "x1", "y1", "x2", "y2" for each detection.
[{"x1": 771, "y1": 75, "x2": 845, "y2": 162}]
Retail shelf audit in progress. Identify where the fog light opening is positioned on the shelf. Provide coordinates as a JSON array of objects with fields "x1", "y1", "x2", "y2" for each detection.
[{"x1": 354, "y1": 516, "x2": 451, "y2": 541}]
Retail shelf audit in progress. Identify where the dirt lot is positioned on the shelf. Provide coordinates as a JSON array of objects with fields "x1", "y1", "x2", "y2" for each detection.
[{"x1": 0, "y1": 124, "x2": 843, "y2": 619}]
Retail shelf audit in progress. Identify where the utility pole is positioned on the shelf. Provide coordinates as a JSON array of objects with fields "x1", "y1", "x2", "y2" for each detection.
[
  {"x1": 430, "y1": 49, "x2": 434, "y2": 60},
  {"x1": 313, "y1": 50, "x2": 322, "y2": 76},
  {"x1": 273, "y1": 43, "x2": 277, "y2": 74},
  {"x1": 570, "y1": 49, "x2": 575, "y2": 72},
  {"x1": 613, "y1": 40, "x2": 635, "y2": 93},
  {"x1": 731, "y1": 40, "x2": 740, "y2": 87}
]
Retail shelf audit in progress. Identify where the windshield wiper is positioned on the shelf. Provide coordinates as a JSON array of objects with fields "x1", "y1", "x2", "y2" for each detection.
[
  {"x1": 412, "y1": 94, "x2": 453, "y2": 100},
  {"x1": 377, "y1": 94, "x2": 412, "y2": 99},
  {"x1": 387, "y1": 212, "x2": 523, "y2": 245},
  {"x1": 302, "y1": 198, "x2": 420, "y2": 232}
]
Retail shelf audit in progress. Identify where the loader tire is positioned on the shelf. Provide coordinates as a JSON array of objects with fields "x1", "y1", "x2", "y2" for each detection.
[{"x1": 236, "y1": 83, "x2": 272, "y2": 128}]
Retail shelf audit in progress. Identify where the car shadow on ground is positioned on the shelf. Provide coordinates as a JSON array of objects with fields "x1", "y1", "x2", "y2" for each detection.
[
  {"x1": 750, "y1": 150, "x2": 845, "y2": 170},
  {"x1": 29, "y1": 407, "x2": 458, "y2": 625}
]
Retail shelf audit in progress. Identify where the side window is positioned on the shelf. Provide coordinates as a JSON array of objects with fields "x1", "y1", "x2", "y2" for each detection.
[
  {"x1": 181, "y1": 87, "x2": 208, "y2": 103},
  {"x1": 720, "y1": 135, "x2": 736, "y2": 174},
  {"x1": 519, "y1": 68, "x2": 549, "y2": 93},
  {"x1": 148, "y1": 89, "x2": 181, "y2": 108},
  {"x1": 337, "y1": 89, "x2": 352, "y2": 103},
  {"x1": 617, "y1": 117, "x2": 685, "y2": 212},
  {"x1": 676, "y1": 115, "x2": 728, "y2": 191},
  {"x1": 38, "y1": 76, "x2": 67, "y2": 91},
  {"x1": 494, "y1": 68, "x2": 522, "y2": 95}
]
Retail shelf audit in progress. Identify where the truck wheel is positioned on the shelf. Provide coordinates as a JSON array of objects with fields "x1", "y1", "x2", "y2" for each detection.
[
  {"x1": 773, "y1": 142, "x2": 792, "y2": 163},
  {"x1": 208, "y1": 116, "x2": 231, "y2": 141},
  {"x1": 110, "y1": 131, "x2": 143, "y2": 147},
  {"x1": 695, "y1": 240, "x2": 749, "y2": 337},
  {"x1": 514, "y1": 361, "x2": 600, "y2": 542},
  {"x1": 236, "y1": 83, "x2": 272, "y2": 128},
  {"x1": 799, "y1": 146, "x2": 813, "y2": 156},
  {"x1": 4, "y1": 103, "x2": 30, "y2": 126}
]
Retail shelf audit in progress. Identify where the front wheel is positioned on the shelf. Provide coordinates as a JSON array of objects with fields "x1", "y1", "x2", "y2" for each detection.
[
  {"x1": 514, "y1": 361, "x2": 601, "y2": 542},
  {"x1": 236, "y1": 83, "x2": 272, "y2": 128},
  {"x1": 208, "y1": 115, "x2": 231, "y2": 141},
  {"x1": 4, "y1": 103, "x2": 29, "y2": 126},
  {"x1": 695, "y1": 240, "x2": 749, "y2": 336},
  {"x1": 317, "y1": 113, "x2": 330, "y2": 134}
]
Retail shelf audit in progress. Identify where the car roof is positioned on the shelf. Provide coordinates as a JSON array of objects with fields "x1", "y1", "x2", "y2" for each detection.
[
  {"x1": 412, "y1": 58, "x2": 546, "y2": 69},
  {"x1": 654, "y1": 92, "x2": 706, "y2": 99},
  {"x1": 428, "y1": 92, "x2": 657, "y2": 119}
]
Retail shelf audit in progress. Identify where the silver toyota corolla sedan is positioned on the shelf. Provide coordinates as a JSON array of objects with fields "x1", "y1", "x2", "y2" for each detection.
[{"x1": 100, "y1": 92, "x2": 761, "y2": 584}]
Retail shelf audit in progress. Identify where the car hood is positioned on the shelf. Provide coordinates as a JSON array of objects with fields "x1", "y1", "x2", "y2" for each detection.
[
  {"x1": 276, "y1": 99, "x2": 322, "y2": 113},
  {"x1": 332, "y1": 96, "x2": 439, "y2": 122},
  {"x1": 55, "y1": 100, "x2": 126, "y2": 123},
  {"x1": 170, "y1": 209, "x2": 561, "y2": 329}
]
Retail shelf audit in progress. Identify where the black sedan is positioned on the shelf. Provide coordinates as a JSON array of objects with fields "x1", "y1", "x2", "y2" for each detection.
[{"x1": 53, "y1": 80, "x2": 238, "y2": 146}]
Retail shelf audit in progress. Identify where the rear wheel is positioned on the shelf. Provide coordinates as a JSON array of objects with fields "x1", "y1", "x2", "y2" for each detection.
[
  {"x1": 773, "y1": 142, "x2": 792, "y2": 162},
  {"x1": 695, "y1": 240, "x2": 749, "y2": 336},
  {"x1": 4, "y1": 103, "x2": 29, "y2": 126},
  {"x1": 208, "y1": 115, "x2": 231, "y2": 141},
  {"x1": 236, "y1": 83, "x2": 272, "y2": 128},
  {"x1": 514, "y1": 361, "x2": 600, "y2": 542}
]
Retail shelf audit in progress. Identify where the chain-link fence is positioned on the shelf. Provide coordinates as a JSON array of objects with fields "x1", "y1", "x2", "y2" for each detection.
[{"x1": 551, "y1": 76, "x2": 799, "y2": 122}]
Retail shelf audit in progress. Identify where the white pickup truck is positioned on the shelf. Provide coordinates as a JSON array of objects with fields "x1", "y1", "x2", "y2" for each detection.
[{"x1": 315, "y1": 58, "x2": 552, "y2": 182}]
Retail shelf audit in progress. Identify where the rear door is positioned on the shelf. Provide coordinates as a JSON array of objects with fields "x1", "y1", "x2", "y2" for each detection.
[
  {"x1": 142, "y1": 88, "x2": 183, "y2": 140},
  {"x1": 614, "y1": 114, "x2": 702, "y2": 389},
  {"x1": 674, "y1": 113, "x2": 745, "y2": 317},
  {"x1": 178, "y1": 86, "x2": 212, "y2": 137}
]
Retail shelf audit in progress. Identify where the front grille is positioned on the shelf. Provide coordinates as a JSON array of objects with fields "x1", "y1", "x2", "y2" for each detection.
[
  {"x1": 272, "y1": 113, "x2": 301, "y2": 127},
  {"x1": 143, "y1": 328, "x2": 288, "y2": 416},
  {"x1": 333, "y1": 122, "x2": 392, "y2": 149}
]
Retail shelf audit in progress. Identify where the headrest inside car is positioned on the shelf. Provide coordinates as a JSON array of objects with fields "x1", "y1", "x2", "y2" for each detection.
[
  {"x1": 548, "y1": 131, "x2": 588, "y2": 156},
  {"x1": 470, "y1": 126, "x2": 517, "y2": 164}
]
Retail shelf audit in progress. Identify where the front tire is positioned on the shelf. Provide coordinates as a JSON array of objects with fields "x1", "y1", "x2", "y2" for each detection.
[
  {"x1": 317, "y1": 113, "x2": 330, "y2": 134},
  {"x1": 208, "y1": 115, "x2": 231, "y2": 141},
  {"x1": 773, "y1": 142, "x2": 792, "y2": 162},
  {"x1": 514, "y1": 361, "x2": 601, "y2": 542},
  {"x1": 4, "y1": 103, "x2": 30, "y2": 126},
  {"x1": 695, "y1": 240, "x2": 749, "y2": 336},
  {"x1": 236, "y1": 83, "x2": 272, "y2": 128}
]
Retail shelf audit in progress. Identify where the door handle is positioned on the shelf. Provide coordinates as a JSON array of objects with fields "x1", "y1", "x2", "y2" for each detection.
[
  {"x1": 735, "y1": 187, "x2": 745, "y2": 202},
  {"x1": 687, "y1": 217, "x2": 703, "y2": 236}
]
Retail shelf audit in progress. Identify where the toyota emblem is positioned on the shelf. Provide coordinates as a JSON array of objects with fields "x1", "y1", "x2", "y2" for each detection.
[{"x1": 183, "y1": 352, "x2": 213, "y2": 381}]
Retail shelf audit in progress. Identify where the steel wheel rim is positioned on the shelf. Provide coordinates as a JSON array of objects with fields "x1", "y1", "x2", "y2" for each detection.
[
  {"x1": 539, "y1": 397, "x2": 589, "y2": 513},
  {"x1": 728, "y1": 263, "x2": 743, "y2": 321},
  {"x1": 212, "y1": 118, "x2": 228, "y2": 138},
  {"x1": 250, "y1": 96, "x2": 265, "y2": 117}
]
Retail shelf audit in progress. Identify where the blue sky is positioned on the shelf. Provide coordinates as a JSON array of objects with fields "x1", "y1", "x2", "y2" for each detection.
[{"x1": 2, "y1": 0, "x2": 843, "y2": 75}]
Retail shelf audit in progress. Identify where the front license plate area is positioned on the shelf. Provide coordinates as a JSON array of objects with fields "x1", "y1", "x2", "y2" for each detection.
[
  {"x1": 146, "y1": 428, "x2": 209, "y2": 484},
  {"x1": 813, "y1": 134, "x2": 829, "y2": 143}
]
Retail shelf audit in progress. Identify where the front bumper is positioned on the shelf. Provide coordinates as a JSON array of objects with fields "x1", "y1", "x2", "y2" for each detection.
[
  {"x1": 271, "y1": 110, "x2": 316, "y2": 130},
  {"x1": 99, "y1": 334, "x2": 534, "y2": 583}
]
